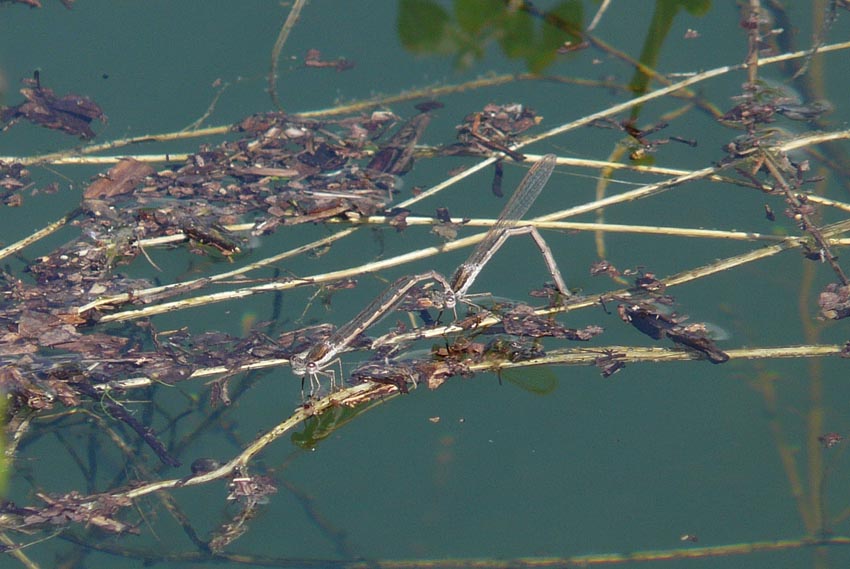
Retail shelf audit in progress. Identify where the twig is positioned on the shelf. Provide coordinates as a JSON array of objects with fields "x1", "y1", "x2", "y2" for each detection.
[
  {"x1": 2, "y1": 38, "x2": 846, "y2": 170},
  {"x1": 397, "y1": 46, "x2": 850, "y2": 212},
  {"x1": 374, "y1": 218, "x2": 850, "y2": 348},
  {"x1": 535, "y1": 130, "x2": 850, "y2": 223},
  {"x1": 77, "y1": 227, "x2": 358, "y2": 314},
  {"x1": 364, "y1": 217, "x2": 787, "y2": 242},
  {"x1": 503, "y1": 344, "x2": 846, "y2": 368},
  {"x1": 87, "y1": 127, "x2": 850, "y2": 323},
  {"x1": 98, "y1": 340, "x2": 846, "y2": 505},
  {"x1": 269, "y1": 0, "x2": 307, "y2": 110},
  {"x1": 762, "y1": 153, "x2": 849, "y2": 285},
  {"x1": 586, "y1": 0, "x2": 611, "y2": 31},
  {"x1": 0, "y1": 154, "x2": 187, "y2": 165},
  {"x1": 182, "y1": 81, "x2": 229, "y2": 132},
  {"x1": 7, "y1": 126, "x2": 228, "y2": 167},
  {"x1": 520, "y1": 40, "x2": 850, "y2": 150},
  {"x1": 0, "y1": 210, "x2": 76, "y2": 262},
  {"x1": 38, "y1": 532, "x2": 850, "y2": 566},
  {"x1": 744, "y1": 0, "x2": 762, "y2": 87},
  {"x1": 0, "y1": 530, "x2": 52, "y2": 569}
]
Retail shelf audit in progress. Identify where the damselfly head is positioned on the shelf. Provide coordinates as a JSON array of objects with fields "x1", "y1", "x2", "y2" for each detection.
[
  {"x1": 443, "y1": 291, "x2": 458, "y2": 309},
  {"x1": 290, "y1": 353, "x2": 308, "y2": 376}
]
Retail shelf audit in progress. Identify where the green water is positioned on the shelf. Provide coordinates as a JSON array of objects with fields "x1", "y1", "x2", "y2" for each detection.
[{"x1": 2, "y1": 1, "x2": 850, "y2": 567}]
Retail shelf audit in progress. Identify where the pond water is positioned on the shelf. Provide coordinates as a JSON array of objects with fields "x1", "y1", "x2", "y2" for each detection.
[{"x1": 2, "y1": 1, "x2": 850, "y2": 568}]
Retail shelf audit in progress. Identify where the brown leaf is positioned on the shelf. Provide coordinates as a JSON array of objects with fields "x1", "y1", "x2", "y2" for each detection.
[
  {"x1": 18, "y1": 310, "x2": 78, "y2": 346},
  {"x1": 84, "y1": 158, "x2": 155, "y2": 199},
  {"x1": 820, "y1": 283, "x2": 850, "y2": 320},
  {"x1": 53, "y1": 333, "x2": 128, "y2": 357},
  {"x1": 1, "y1": 75, "x2": 105, "y2": 138}
]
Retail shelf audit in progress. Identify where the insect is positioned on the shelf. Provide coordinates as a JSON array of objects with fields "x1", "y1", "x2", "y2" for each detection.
[{"x1": 290, "y1": 271, "x2": 456, "y2": 396}]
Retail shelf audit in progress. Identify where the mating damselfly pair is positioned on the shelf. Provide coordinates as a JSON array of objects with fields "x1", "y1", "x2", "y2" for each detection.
[{"x1": 291, "y1": 154, "x2": 569, "y2": 396}]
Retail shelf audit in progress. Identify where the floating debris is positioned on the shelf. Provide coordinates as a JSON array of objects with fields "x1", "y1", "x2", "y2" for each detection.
[
  {"x1": 818, "y1": 432, "x2": 843, "y2": 448},
  {"x1": 617, "y1": 303, "x2": 729, "y2": 364},
  {"x1": 304, "y1": 48, "x2": 355, "y2": 72},
  {"x1": 819, "y1": 283, "x2": 850, "y2": 320},
  {"x1": 1, "y1": 71, "x2": 105, "y2": 139}
]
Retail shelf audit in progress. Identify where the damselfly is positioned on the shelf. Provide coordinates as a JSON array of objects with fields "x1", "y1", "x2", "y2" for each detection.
[
  {"x1": 450, "y1": 154, "x2": 569, "y2": 302},
  {"x1": 290, "y1": 270, "x2": 456, "y2": 395}
]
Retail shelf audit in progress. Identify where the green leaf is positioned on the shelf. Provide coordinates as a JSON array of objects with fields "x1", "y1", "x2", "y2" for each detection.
[
  {"x1": 398, "y1": 0, "x2": 452, "y2": 53},
  {"x1": 532, "y1": 0, "x2": 584, "y2": 73},
  {"x1": 502, "y1": 367, "x2": 558, "y2": 396},
  {"x1": 455, "y1": 0, "x2": 502, "y2": 34},
  {"x1": 677, "y1": 0, "x2": 712, "y2": 16},
  {"x1": 291, "y1": 403, "x2": 374, "y2": 449},
  {"x1": 498, "y1": 8, "x2": 535, "y2": 60},
  {"x1": 628, "y1": 0, "x2": 712, "y2": 119}
]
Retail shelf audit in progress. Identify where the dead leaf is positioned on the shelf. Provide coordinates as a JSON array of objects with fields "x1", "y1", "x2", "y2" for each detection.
[{"x1": 84, "y1": 158, "x2": 154, "y2": 199}]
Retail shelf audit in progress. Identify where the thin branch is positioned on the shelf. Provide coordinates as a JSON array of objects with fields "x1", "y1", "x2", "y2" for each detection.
[
  {"x1": 4, "y1": 38, "x2": 844, "y2": 172},
  {"x1": 374, "y1": 218, "x2": 850, "y2": 348},
  {"x1": 269, "y1": 0, "x2": 308, "y2": 110},
  {"x1": 88, "y1": 340, "x2": 845, "y2": 510},
  {"x1": 77, "y1": 227, "x2": 359, "y2": 314},
  {"x1": 0, "y1": 211, "x2": 75, "y2": 262},
  {"x1": 84, "y1": 127, "x2": 850, "y2": 323}
]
